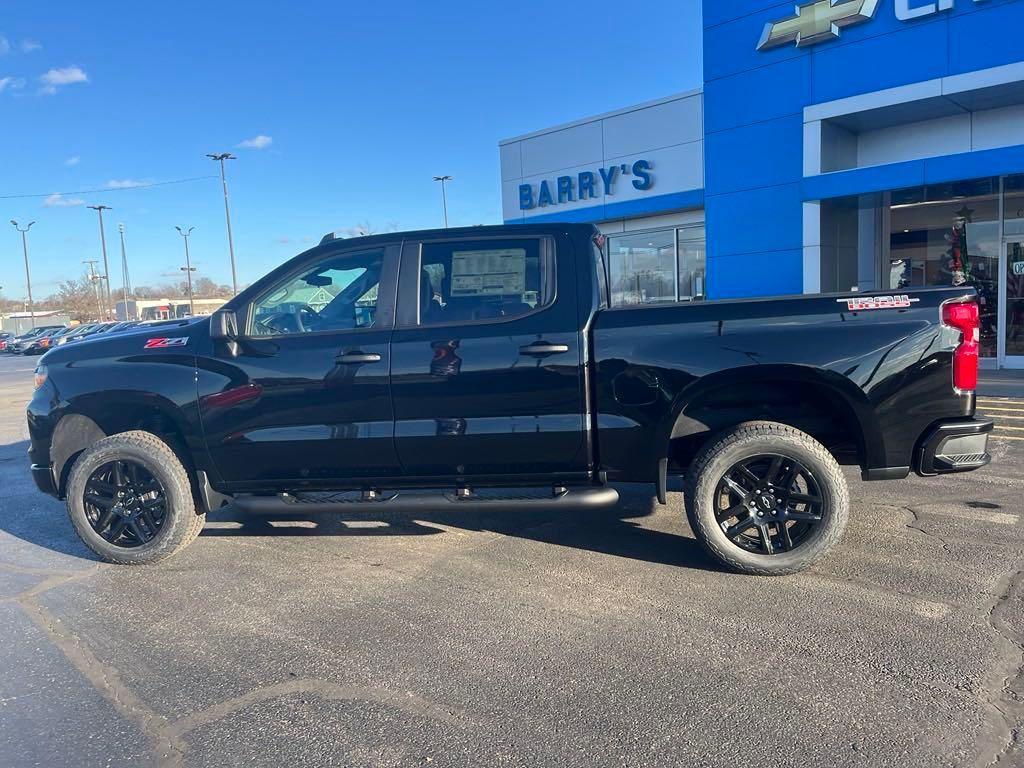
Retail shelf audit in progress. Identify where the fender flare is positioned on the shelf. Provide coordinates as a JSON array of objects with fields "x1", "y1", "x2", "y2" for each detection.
[{"x1": 657, "y1": 364, "x2": 886, "y2": 470}]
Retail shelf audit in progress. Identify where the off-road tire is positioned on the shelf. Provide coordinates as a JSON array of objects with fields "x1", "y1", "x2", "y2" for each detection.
[
  {"x1": 66, "y1": 430, "x2": 205, "y2": 565},
  {"x1": 683, "y1": 421, "x2": 849, "y2": 576}
]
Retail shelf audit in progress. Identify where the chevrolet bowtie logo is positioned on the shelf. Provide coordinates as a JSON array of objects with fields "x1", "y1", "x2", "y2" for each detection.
[{"x1": 757, "y1": 0, "x2": 881, "y2": 50}]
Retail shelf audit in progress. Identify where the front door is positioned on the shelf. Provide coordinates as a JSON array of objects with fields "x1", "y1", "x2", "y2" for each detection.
[
  {"x1": 199, "y1": 242, "x2": 401, "y2": 489},
  {"x1": 389, "y1": 232, "x2": 589, "y2": 482},
  {"x1": 1004, "y1": 240, "x2": 1024, "y2": 369}
]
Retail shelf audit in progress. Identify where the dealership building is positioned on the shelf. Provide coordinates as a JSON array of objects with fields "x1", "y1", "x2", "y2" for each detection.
[{"x1": 499, "y1": 0, "x2": 1024, "y2": 368}]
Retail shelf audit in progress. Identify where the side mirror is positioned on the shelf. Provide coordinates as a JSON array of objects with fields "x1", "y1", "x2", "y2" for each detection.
[
  {"x1": 210, "y1": 309, "x2": 241, "y2": 357},
  {"x1": 210, "y1": 309, "x2": 238, "y2": 340}
]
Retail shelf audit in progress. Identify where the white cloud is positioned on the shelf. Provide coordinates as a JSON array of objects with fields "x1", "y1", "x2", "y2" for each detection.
[
  {"x1": 107, "y1": 178, "x2": 148, "y2": 189},
  {"x1": 237, "y1": 134, "x2": 272, "y2": 150},
  {"x1": 0, "y1": 37, "x2": 9, "y2": 56},
  {"x1": 21, "y1": 40, "x2": 41, "y2": 53},
  {"x1": 0, "y1": 76, "x2": 25, "y2": 92},
  {"x1": 43, "y1": 193, "x2": 85, "y2": 207},
  {"x1": 39, "y1": 65, "x2": 88, "y2": 94},
  {"x1": 64, "y1": 156, "x2": 80, "y2": 166}
]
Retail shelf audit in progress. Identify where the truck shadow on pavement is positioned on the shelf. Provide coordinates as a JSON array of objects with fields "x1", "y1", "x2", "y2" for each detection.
[
  {"x1": 201, "y1": 484, "x2": 721, "y2": 572},
  {"x1": 0, "y1": 435, "x2": 717, "y2": 572}
]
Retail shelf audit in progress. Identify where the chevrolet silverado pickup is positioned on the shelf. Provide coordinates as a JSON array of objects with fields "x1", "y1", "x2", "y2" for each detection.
[{"x1": 27, "y1": 223, "x2": 992, "y2": 575}]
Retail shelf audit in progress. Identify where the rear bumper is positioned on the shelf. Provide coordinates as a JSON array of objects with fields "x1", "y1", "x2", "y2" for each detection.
[
  {"x1": 914, "y1": 418, "x2": 993, "y2": 476},
  {"x1": 31, "y1": 463, "x2": 58, "y2": 497}
]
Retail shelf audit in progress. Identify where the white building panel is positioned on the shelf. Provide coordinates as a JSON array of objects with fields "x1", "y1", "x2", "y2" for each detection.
[
  {"x1": 499, "y1": 142, "x2": 522, "y2": 183},
  {"x1": 972, "y1": 103, "x2": 1024, "y2": 150},
  {"x1": 520, "y1": 121, "x2": 603, "y2": 178},
  {"x1": 857, "y1": 112, "x2": 972, "y2": 167},
  {"x1": 602, "y1": 94, "x2": 703, "y2": 158}
]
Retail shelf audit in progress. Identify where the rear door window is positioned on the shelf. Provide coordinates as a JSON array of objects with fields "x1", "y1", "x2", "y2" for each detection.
[{"x1": 417, "y1": 238, "x2": 555, "y2": 326}]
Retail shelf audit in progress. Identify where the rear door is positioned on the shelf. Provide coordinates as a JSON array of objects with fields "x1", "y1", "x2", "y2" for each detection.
[{"x1": 389, "y1": 231, "x2": 589, "y2": 482}]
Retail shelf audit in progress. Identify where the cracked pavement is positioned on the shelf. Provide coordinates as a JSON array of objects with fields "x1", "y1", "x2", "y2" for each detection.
[{"x1": 0, "y1": 355, "x2": 1022, "y2": 767}]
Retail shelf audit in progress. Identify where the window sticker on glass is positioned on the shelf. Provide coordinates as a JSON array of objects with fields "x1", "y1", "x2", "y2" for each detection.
[{"x1": 450, "y1": 248, "x2": 526, "y2": 296}]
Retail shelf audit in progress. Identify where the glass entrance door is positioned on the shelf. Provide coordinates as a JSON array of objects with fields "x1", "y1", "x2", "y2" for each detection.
[{"x1": 1004, "y1": 240, "x2": 1024, "y2": 368}]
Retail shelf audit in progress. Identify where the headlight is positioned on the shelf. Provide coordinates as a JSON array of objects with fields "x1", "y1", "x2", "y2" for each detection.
[{"x1": 33, "y1": 365, "x2": 47, "y2": 390}]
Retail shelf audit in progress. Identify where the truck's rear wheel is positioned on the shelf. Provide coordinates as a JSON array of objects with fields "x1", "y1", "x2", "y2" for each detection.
[
  {"x1": 683, "y1": 421, "x2": 848, "y2": 576},
  {"x1": 66, "y1": 430, "x2": 205, "y2": 565}
]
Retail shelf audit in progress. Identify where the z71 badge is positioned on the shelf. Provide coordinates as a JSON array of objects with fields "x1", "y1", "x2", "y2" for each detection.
[
  {"x1": 144, "y1": 337, "x2": 189, "y2": 349},
  {"x1": 837, "y1": 295, "x2": 920, "y2": 311}
]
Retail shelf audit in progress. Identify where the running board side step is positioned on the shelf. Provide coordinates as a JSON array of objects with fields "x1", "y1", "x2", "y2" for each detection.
[{"x1": 232, "y1": 486, "x2": 619, "y2": 514}]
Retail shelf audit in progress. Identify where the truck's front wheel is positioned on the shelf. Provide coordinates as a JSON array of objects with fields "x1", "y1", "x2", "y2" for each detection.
[
  {"x1": 683, "y1": 421, "x2": 849, "y2": 576},
  {"x1": 66, "y1": 430, "x2": 205, "y2": 565}
]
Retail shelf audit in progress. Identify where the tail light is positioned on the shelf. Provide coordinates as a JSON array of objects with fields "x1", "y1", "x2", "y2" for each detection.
[
  {"x1": 942, "y1": 300, "x2": 979, "y2": 392},
  {"x1": 39, "y1": 338, "x2": 50, "y2": 348}
]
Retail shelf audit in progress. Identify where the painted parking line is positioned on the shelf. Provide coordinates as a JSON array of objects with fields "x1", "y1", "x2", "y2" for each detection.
[
  {"x1": 979, "y1": 413, "x2": 1024, "y2": 420},
  {"x1": 976, "y1": 406, "x2": 1024, "y2": 413},
  {"x1": 992, "y1": 435, "x2": 1024, "y2": 441}
]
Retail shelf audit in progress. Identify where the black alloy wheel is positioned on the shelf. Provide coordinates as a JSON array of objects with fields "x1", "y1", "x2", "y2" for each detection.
[
  {"x1": 83, "y1": 459, "x2": 168, "y2": 547},
  {"x1": 713, "y1": 453, "x2": 824, "y2": 556}
]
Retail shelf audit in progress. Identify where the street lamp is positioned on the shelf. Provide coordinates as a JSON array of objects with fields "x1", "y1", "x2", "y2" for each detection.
[
  {"x1": 175, "y1": 226, "x2": 196, "y2": 316},
  {"x1": 433, "y1": 175, "x2": 453, "y2": 228},
  {"x1": 10, "y1": 220, "x2": 36, "y2": 328},
  {"x1": 87, "y1": 204, "x2": 113, "y2": 319},
  {"x1": 207, "y1": 152, "x2": 238, "y2": 295},
  {"x1": 118, "y1": 223, "x2": 133, "y2": 321},
  {"x1": 82, "y1": 260, "x2": 105, "y2": 320}
]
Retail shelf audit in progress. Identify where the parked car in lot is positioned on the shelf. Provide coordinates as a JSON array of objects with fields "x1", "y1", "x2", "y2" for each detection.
[
  {"x1": 0, "y1": 331, "x2": 13, "y2": 352},
  {"x1": 7, "y1": 325, "x2": 65, "y2": 354},
  {"x1": 26, "y1": 224, "x2": 991, "y2": 574},
  {"x1": 21, "y1": 326, "x2": 71, "y2": 355}
]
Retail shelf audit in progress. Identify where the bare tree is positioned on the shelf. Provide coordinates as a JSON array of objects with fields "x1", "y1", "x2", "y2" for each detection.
[{"x1": 44, "y1": 275, "x2": 104, "y2": 322}]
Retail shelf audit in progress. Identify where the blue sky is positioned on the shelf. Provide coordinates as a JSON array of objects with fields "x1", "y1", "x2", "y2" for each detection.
[{"x1": 2, "y1": 0, "x2": 702, "y2": 299}]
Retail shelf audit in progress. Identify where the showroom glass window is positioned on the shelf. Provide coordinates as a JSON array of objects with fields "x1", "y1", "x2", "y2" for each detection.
[
  {"x1": 888, "y1": 178, "x2": 1000, "y2": 357},
  {"x1": 607, "y1": 225, "x2": 706, "y2": 307}
]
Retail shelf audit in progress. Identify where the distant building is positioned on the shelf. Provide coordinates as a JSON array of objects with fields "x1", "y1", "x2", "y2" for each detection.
[
  {"x1": 1, "y1": 310, "x2": 71, "y2": 335},
  {"x1": 116, "y1": 298, "x2": 226, "y2": 321}
]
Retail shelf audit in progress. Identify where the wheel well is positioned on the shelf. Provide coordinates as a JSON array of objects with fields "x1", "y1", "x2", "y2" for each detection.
[
  {"x1": 668, "y1": 381, "x2": 866, "y2": 472},
  {"x1": 54, "y1": 404, "x2": 194, "y2": 498}
]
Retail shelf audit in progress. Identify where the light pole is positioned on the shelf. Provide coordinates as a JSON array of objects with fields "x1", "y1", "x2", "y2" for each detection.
[
  {"x1": 118, "y1": 223, "x2": 133, "y2": 321},
  {"x1": 207, "y1": 152, "x2": 238, "y2": 295},
  {"x1": 175, "y1": 226, "x2": 196, "y2": 316},
  {"x1": 82, "y1": 260, "x2": 104, "y2": 321},
  {"x1": 87, "y1": 204, "x2": 113, "y2": 319},
  {"x1": 10, "y1": 220, "x2": 36, "y2": 328},
  {"x1": 433, "y1": 175, "x2": 452, "y2": 228}
]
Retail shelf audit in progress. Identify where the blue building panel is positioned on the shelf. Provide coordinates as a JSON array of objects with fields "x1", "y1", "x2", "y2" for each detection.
[
  {"x1": 703, "y1": 0, "x2": 788, "y2": 29},
  {"x1": 947, "y1": 1, "x2": 1024, "y2": 75},
  {"x1": 802, "y1": 160, "x2": 927, "y2": 201},
  {"x1": 808, "y1": 21, "x2": 950, "y2": 104},
  {"x1": 704, "y1": 114, "x2": 805, "y2": 196},
  {"x1": 923, "y1": 143, "x2": 1024, "y2": 185},
  {"x1": 703, "y1": 56, "x2": 811, "y2": 135},
  {"x1": 709, "y1": 249, "x2": 805, "y2": 299},
  {"x1": 706, "y1": 183, "x2": 804, "y2": 259},
  {"x1": 702, "y1": 2, "x2": 801, "y2": 83}
]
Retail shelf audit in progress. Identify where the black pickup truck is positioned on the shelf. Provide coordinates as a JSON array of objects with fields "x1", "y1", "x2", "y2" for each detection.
[{"x1": 27, "y1": 223, "x2": 992, "y2": 575}]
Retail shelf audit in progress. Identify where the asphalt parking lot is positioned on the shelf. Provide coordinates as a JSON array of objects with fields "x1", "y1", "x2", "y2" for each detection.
[{"x1": 0, "y1": 354, "x2": 1022, "y2": 768}]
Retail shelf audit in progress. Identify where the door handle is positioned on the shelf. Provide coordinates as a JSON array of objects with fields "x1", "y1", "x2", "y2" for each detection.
[
  {"x1": 335, "y1": 352, "x2": 382, "y2": 364},
  {"x1": 519, "y1": 342, "x2": 570, "y2": 357}
]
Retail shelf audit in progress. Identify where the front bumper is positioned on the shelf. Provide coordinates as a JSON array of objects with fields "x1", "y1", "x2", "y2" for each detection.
[
  {"x1": 914, "y1": 418, "x2": 993, "y2": 476},
  {"x1": 31, "y1": 463, "x2": 58, "y2": 496}
]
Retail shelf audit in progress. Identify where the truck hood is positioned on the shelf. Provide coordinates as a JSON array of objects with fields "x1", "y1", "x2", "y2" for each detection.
[{"x1": 40, "y1": 317, "x2": 209, "y2": 366}]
